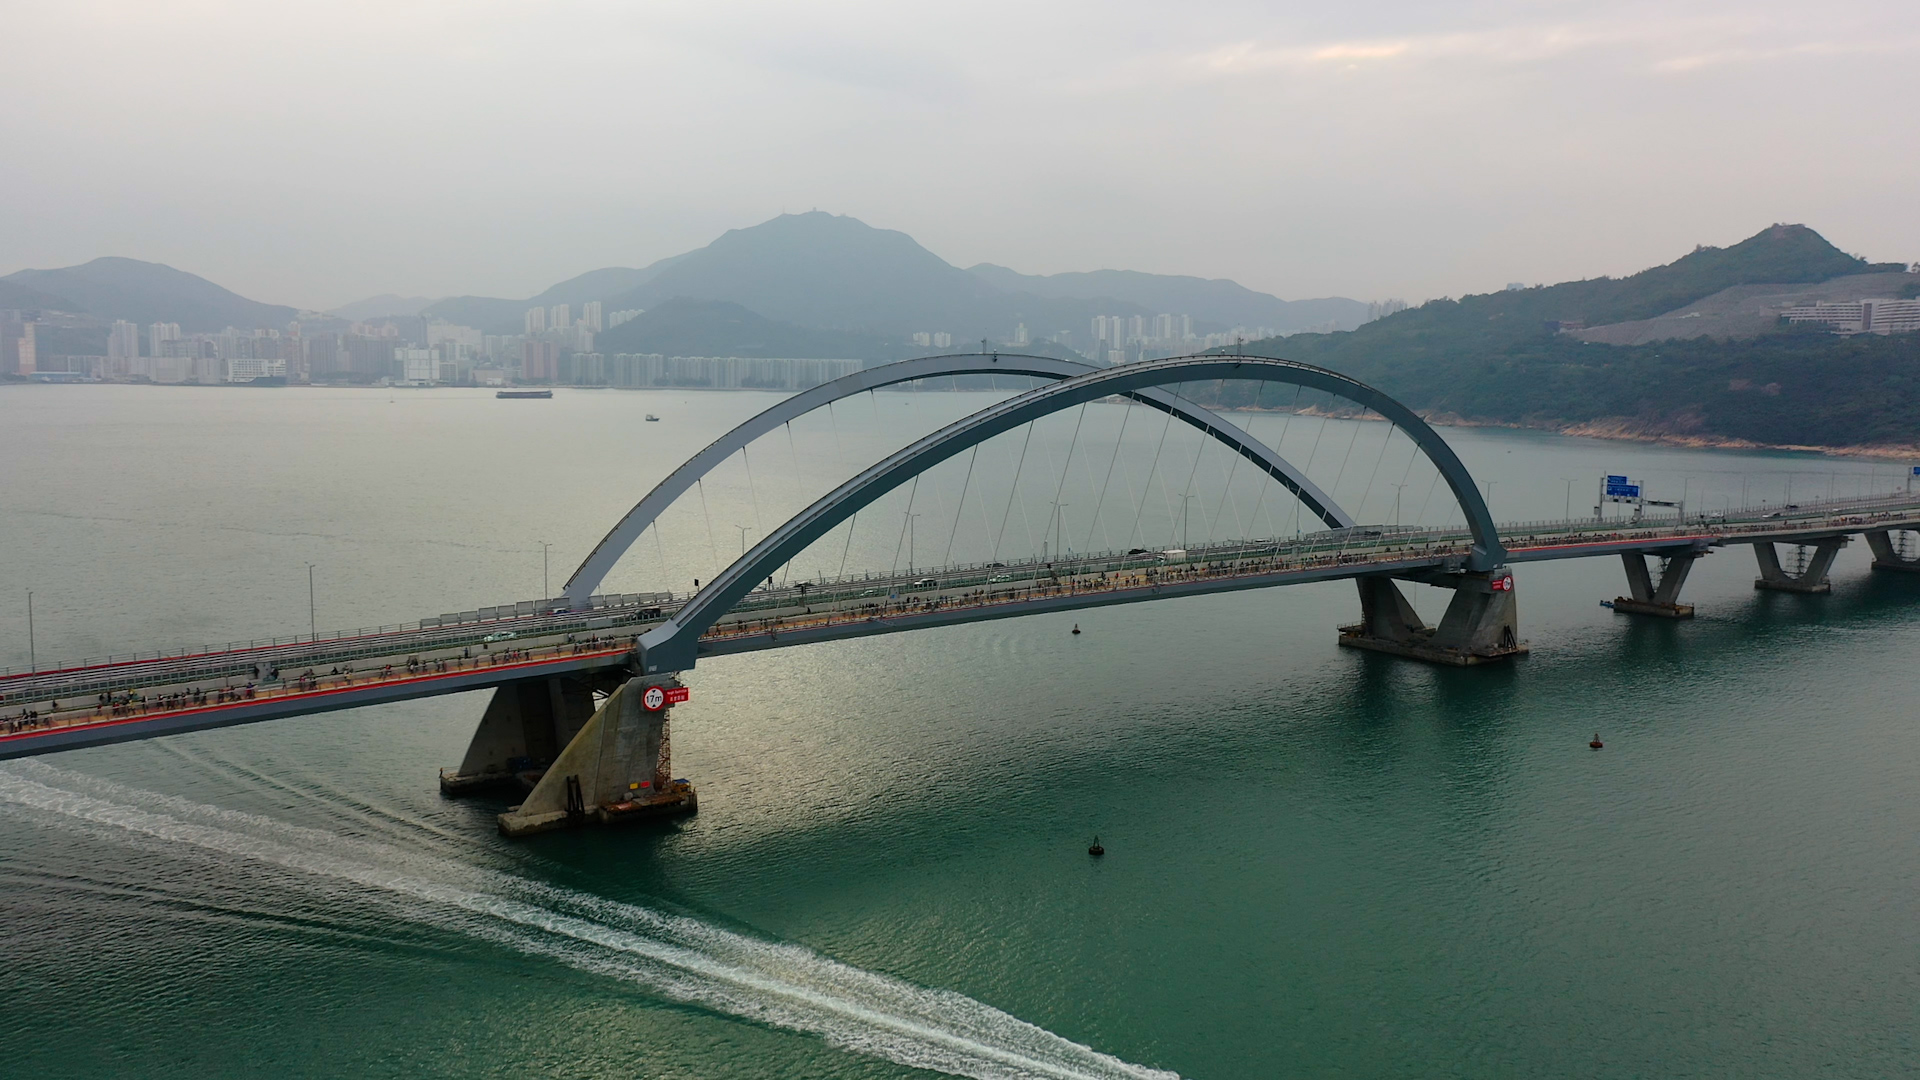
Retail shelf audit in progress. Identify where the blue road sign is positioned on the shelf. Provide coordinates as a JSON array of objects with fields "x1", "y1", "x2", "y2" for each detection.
[{"x1": 1605, "y1": 475, "x2": 1638, "y2": 498}]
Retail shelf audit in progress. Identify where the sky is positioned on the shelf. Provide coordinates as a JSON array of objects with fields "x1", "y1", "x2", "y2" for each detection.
[{"x1": 2, "y1": 0, "x2": 1915, "y2": 311}]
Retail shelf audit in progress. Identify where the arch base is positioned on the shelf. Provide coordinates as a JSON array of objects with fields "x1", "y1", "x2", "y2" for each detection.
[
  {"x1": 497, "y1": 675, "x2": 697, "y2": 837},
  {"x1": 1339, "y1": 571, "x2": 1527, "y2": 666}
]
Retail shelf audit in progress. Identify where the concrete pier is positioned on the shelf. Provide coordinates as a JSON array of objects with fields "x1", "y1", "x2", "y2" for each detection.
[
  {"x1": 1612, "y1": 550, "x2": 1703, "y2": 618},
  {"x1": 1865, "y1": 529, "x2": 1920, "y2": 573},
  {"x1": 496, "y1": 675, "x2": 696, "y2": 837},
  {"x1": 1340, "y1": 569, "x2": 1526, "y2": 666},
  {"x1": 438, "y1": 672, "x2": 621, "y2": 796},
  {"x1": 1753, "y1": 538, "x2": 1846, "y2": 593}
]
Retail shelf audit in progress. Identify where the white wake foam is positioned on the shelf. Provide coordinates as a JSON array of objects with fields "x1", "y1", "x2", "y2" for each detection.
[{"x1": 0, "y1": 762, "x2": 1179, "y2": 1080}]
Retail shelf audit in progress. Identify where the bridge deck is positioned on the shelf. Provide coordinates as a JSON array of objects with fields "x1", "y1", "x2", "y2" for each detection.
[{"x1": 5, "y1": 493, "x2": 1918, "y2": 758}]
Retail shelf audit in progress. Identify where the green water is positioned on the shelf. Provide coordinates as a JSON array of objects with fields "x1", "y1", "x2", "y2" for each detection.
[{"x1": 1, "y1": 385, "x2": 1916, "y2": 1078}]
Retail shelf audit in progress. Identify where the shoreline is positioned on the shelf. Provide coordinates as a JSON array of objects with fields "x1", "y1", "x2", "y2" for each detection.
[{"x1": 1220, "y1": 402, "x2": 1920, "y2": 462}]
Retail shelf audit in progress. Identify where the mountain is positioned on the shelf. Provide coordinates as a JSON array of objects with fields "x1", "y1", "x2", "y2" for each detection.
[
  {"x1": 419, "y1": 255, "x2": 693, "y2": 334},
  {"x1": 1224, "y1": 224, "x2": 1920, "y2": 450},
  {"x1": 599, "y1": 212, "x2": 1006, "y2": 333},
  {"x1": 593, "y1": 296, "x2": 895, "y2": 359},
  {"x1": 0, "y1": 279, "x2": 82, "y2": 312},
  {"x1": 329, "y1": 294, "x2": 439, "y2": 321},
  {"x1": 966, "y1": 264, "x2": 1367, "y2": 332},
  {"x1": 1, "y1": 257, "x2": 298, "y2": 332}
]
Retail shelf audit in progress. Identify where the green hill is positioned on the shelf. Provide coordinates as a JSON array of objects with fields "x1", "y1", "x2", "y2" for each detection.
[{"x1": 1229, "y1": 225, "x2": 1920, "y2": 450}]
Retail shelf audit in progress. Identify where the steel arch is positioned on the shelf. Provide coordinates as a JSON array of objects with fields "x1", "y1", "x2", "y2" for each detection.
[
  {"x1": 637, "y1": 355, "x2": 1502, "y2": 673},
  {"x1": 563, "y1": 352, "x2": 1355, "y2": 607}
]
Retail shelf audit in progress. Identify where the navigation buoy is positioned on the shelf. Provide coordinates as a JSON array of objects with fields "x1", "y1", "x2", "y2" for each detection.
[
  {"x1": 1072, "y1": 623, "x2": 1081, "y2": 635},
  {"x1": 1088, "y1": 836, "x2": 1104, "y2": 857},
  {"x1": 1590, "y1": 733, "x2": 1604, "y2": 750}
]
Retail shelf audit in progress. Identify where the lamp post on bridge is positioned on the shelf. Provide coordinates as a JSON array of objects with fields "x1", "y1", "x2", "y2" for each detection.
[
  {"x1": 1391, "y1": 483, "x2": 1408, "y2": 527},
  {"x1": 539, "y1": 541, "x2": 552, "y2": 598},
  {"x1": 305, "y1": 564, "x2": 316, "y2": 642},
  {"x1": 26, "y1": 591, "x2": 34, "y2": 673},
  {"x1": 1176, "y1": 493, "x2": 1198, "y2": 550},
  {"x1": 733, "y1": 525, "x2": 752, "y2": 558},
  {"x1": 1559, "y1": 477, "x2": 1576, "y2": 522},
  {"x1": 1047, "y1": 501, "x2": 1070, "y2": 561},
  {"x1": 901, "y1": 513, "x2": 920, "y2": 575}
]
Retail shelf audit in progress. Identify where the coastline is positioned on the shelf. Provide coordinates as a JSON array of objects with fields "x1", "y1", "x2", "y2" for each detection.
[{"x1": 1222, "y1": 403, "x2": 1920, "y2": 462}]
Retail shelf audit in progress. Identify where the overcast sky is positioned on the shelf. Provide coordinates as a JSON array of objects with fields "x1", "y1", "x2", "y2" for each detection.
[{"x1": 3, "y1": 1, "x2": 1914, "y2": 310}]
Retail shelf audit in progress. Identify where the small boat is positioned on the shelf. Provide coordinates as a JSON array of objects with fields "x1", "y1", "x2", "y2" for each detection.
[
  {"x1": 645, "y1": 413, "x2": 660, "y2": 421},
  {"x1": 497, "y1": 389, "x2": 553, "y2": 399},
  {"x1": 1088, "y1": 836, "x2": 1104, "y2": 857},
  {"x1": 1589, "y1": 733, "x2": 1604, "y2": 750}
]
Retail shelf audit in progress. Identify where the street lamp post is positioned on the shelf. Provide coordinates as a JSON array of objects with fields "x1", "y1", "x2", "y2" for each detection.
[
  {"x1": 305, "y1": 564, "x2": 316, "y2": 642},
  {"x1": 734, "y1": 525, "x2": 752, "y2": 558},
  {"x1": 1391, "y1": 483, "x2": 1408, "y2": 527},
  {"x1": 539, "y1": 541, "x2": 553, "y2": 597},
  {"x1": 26, "y1": 591, "x2": 34, "y2": 672},
  {"x1": 1559, "y1": 477, "x2": 1575, "y2": 521},
  {"x1": 902, "y1": 513, "x2": 920, "y2": 574}
]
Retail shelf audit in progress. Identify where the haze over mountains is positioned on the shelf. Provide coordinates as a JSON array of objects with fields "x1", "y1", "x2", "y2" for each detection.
[{"x1": 416, "y1": 212, "x2": 1367, "y2": 345}]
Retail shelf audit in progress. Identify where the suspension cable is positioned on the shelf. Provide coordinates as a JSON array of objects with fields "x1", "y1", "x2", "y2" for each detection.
[
  {"x1": 992, "y1": 421, "x2": 1038, "y2": 564},
  {"x1": 1084, "y1": 398, "x2": 1132, "y2": 553},
  {"x1": 1128, "y1": 401, "x2": 1180, "y2": 551},
  {"x1": 943, "y1": 444, "x2": 981, "y2": 568},
  {"x1": 695, "y1": 478, "x2": 720, "y2": 584},
  {"x1": 1046, "y1": 403, "x2": 1090, "y2": 555}
]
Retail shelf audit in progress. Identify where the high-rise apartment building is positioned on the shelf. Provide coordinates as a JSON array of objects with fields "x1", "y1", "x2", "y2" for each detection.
[
  {"x1": 525, "y1": 307, "x2": 547, "y2": 334},
  {"x1": 581, "y1": 301, "x2": 603, "y2": 332},
  {"x1": 549, "y1": 304, "x2": 570, "y2": 330},
  {"x1": 109, "y1": 320, "x2": 140, "y2": 363},
  {"x1": 15, "y1": 321, "x2": 36, "y2": 375},
  {"x1": 147, "y1": 322, "x2": 180, "y2": 358}
]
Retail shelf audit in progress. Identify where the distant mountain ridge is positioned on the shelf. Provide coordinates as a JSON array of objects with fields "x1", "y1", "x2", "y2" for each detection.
[
  {"x1": 966, "y1": 264, "x2": 1367, "y2": 332},
  {"x1": 421, "y1": 212, "x2": 1358, "y2": 342},
  {"x1": 593, "y1": 296, "x2": 896, "y2": 359},
  {"x1": 1, "y1": 257, "x2": 298, "y2": 332}
]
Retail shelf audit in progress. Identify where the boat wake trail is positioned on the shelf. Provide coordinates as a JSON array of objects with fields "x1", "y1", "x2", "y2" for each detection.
[{"x1": 0, "y1": 762, "x2": 1178, "y2": 1080}]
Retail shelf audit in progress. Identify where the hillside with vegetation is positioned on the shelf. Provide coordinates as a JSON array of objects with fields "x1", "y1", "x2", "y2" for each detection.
[{"x1": 1227, "y1": 226, "x2": 1920, "y2": 452}]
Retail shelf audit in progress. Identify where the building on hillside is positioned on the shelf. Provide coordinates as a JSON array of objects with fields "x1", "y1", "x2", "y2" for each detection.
[
  {"x1": 1781, "y1": 299, "x2": 1920, "y2": 335},
  {"x1": 581, "y1": 301, "x2": 603, "y2": 332},
  {"x1": 1366, "y1": 299, "x2": 1408, "y2": 323},
  {"x1": 549, "y1": 303, "x2": 570, "y2": 330},
  {"x1": 607, "y1": 308, "x2": 643, "y2": 328},
  {"x1": 525, "y1": 307, "x2": 546, "y2": 334}
]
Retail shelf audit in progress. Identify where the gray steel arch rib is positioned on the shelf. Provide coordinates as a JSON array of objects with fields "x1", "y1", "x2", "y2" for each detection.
[
  {"x1": 563, "y1": 352, "x2": 1353, "y2": 607},
  {"x1": 637, "y1": 354, "x2": 1502, "y2": 673}
]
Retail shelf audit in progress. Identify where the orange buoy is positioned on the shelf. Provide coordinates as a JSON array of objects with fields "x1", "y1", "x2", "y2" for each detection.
[{"x1": 1589, "y1": 733, "x2": 1604, "y2": 750}]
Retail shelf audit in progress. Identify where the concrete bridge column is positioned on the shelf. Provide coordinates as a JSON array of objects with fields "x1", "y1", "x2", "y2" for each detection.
[
  {"x1": 1339, "y1": 568, "x2": 1525, "y2": 666},
  {"x1": 439, "y1": 672, "x2": 621, "y2": 796},
  {"x1": 1864, "y1": 529, "x2": 1920, "y2": 573},
  {"x1": 1753, "y1": 538, "x2": 1847, "y2": 593},
  {"x1": 497, "y1": 675, "x2": 696, "y2": 837},
  {"x1": 1612, "y1": 551, "x2": 1703, "y2": 618}
]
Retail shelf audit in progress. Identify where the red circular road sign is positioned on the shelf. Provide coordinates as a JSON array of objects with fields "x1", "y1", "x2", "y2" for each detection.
[{"x1": 641, "y1": 685, "x2": 667, "y2": 712}]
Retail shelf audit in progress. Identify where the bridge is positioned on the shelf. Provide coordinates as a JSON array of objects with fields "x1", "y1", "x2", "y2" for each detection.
[{"x1": 5, "y1": 353, "x2": 1918, "y2": 835}]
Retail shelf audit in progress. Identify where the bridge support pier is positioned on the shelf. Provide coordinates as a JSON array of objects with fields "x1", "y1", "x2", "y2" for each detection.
[
  {"x1": 439, "y1": 673, "x2": 619, "y2": 796},
  {"x1": 1339, "y1": 569, "x2": 1526, "y2": 666},
  {"x1": 1865, "y1": 529, "x2": 1920, "y2": 573},
  {"x1": 497, "y1": 675, "x2": 695, "y2": 837},
  {"x1": 1753, "y1": 538, "x2": 1846, "y2": 593},
  {"x1": 1611, "y1": 551, "x2": 1702, "y2": 617}
]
